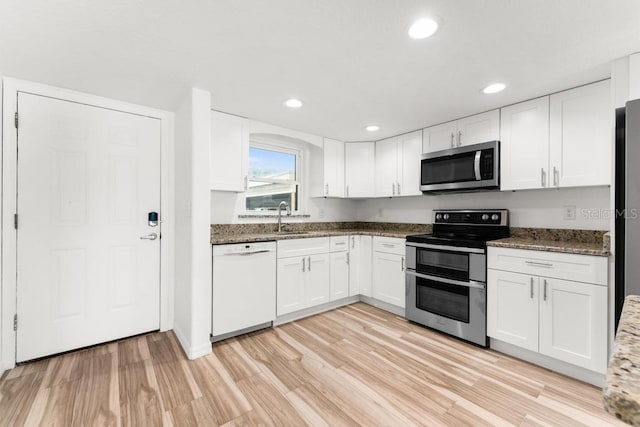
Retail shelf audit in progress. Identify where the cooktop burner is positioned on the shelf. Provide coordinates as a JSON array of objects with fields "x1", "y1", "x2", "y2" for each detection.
[{"x1": 406, "y1": 209, "x2": 509, "y2": 248}]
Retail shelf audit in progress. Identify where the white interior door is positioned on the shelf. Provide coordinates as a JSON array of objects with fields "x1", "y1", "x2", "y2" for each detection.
[{"x1": 16, "y1": 93, "x2": 161, "y2": 362}]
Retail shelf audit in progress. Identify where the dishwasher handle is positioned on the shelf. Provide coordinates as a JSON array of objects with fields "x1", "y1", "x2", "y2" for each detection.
[{"x1": 223, "y1": 249, "x2": 272, "y2": 256}]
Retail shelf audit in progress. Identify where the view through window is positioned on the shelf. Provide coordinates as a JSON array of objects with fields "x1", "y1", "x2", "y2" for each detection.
[{"x1": 246, "y1": 146, "x2": 299, "y2": 211}]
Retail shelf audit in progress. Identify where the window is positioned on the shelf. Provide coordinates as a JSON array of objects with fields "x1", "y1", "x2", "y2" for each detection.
[{"x1": 246, "y1": 144, "x2": 300, "y2": 212}]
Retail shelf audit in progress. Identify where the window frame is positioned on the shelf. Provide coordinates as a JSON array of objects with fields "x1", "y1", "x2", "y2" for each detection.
[{"x1": 245, "y1": 136, "x2": 304, "y2": 214}]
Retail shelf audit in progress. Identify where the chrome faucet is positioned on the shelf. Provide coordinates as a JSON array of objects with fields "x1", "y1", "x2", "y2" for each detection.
[{"x1": 278, "y1": 201, "x2": 291, "y2": 232}]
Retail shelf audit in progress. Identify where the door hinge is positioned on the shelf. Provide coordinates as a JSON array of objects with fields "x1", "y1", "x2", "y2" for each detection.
[
  {"x1": 14, "y1": 214, "x2": 18, "y2": 229},
  {"x1": 14, "y1": 112, "x2": 18, "y2": 129},
  {"x1": 13, "y1": 314, "x2": 17, "y2": 331}
]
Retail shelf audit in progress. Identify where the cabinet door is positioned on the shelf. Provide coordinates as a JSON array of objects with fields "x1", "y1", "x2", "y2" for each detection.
[
  {"x1": 277, "y1": 256, "x2": 306, "y2": 316},
  {"x1": 487, "y1": 269, "x2": 539, "y2": 352},
  {"x1": 398, "y1": 130, "x2": 423, "y2": 196},
  {"x1": 457, "y1": 110, "x2": 500, "y2": 147},
  {"x1": 372, "y1": 252, "x2": 405, "y2": 308},
  {"x1": 345, "y1": 142, "x2": 375, "y2": 197},
  {"x1": 307, "y1": 253, "x2": 331, "y2": 308},
  {"x1": 210, "y1": 111, "x2": 248, "y2": 192},
  {"x1": 539, "y1": 277, "x2": 608, "y2": 373},
  {"x1": 350, "y1": 235, "x2": 372, "y2": 297},
  {"x1": 549, "y1": 80, "x2": 611, "y2": 188},
  {"x1": 323, "y1": 138, "x2": 345, "y2": 197},
  {"x1": 422, "y1": 121, "x2": 457, "y2": 153},
  {"x1": 500, "y1": 97, "x2": 550, "y2": 190},
  {"x1": 375, "y1": 137, "x2": 398, "y2": 197},
  {"x1": 330, "y1": 251, "x2": 349, "y2": 301}
]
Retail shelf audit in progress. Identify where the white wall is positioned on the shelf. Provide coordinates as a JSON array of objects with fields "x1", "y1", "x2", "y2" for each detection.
[
  {"x1": 354, "y1": 186, "x2": 611, "y2": 230},
  {"x1": 173, "y1": 88, "x2": 213, "y2": 360}
]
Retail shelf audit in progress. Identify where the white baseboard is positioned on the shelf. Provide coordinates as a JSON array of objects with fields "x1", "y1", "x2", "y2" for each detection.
[
  {"x1": 273, "y1": 296, "x2": 359, "y2": 326},
  {"x1": 172, "y1": 323, "x2": 212, "y2": 360},
  {"x1": 490, "y1": 338, "x2": 605, "y2": 387}
]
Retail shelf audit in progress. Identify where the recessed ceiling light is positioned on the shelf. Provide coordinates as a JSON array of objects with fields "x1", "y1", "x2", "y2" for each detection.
[
  {"x1": 482, "y1": 83, "x2": 506, "y2": 94},
  {"x1": 408, "y1": 18, "x2": 438, "y2": 39},
  {"x1": 284, "y1": 98, "x2": 303, "y2": 108},
  {"x1": 365, "y1": 125, "x2": 380, "y2": 132}
]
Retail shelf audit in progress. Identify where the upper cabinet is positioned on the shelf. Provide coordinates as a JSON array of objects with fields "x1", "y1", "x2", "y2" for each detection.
[
  {"x1": 375, "y1": 130, "x2": 422, "y2": 197},
  {"x1": 501, "y1": 80, "x2": 611, "y2": 191},
  {"x1": 549, "y1": 80, "x2": 611, "y2": 188},
  {"x1": 500, "y1": 97, "x2": 550, "y2": 191},
  {"x1": 422, "y1": 110, "x2": 499, "y2": 153},
  {"x1": 345, "y1": 142, "x2": 375, "y2": 197},
  {"x1": 322, "y1": 138, "x2": 345, "y2": 197},
  {"x1": 210, "y1": 111, "x2": 248, "y2": 192}
]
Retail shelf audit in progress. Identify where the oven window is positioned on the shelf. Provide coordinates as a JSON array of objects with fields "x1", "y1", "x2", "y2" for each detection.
[
  {"x1": 422, "y1": 152, "x2": 477, "y2": 185},
  {"x1": 417, "y1": 249, "x2": 469, "y2": 281},
  {"x1": 416, "y1": 278, "x2": 470, "y2": 323}
]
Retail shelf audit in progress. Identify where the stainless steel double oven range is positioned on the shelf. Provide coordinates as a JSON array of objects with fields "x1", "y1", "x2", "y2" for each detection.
[{"x1": 405, "y1": 209, "x2": 509, "y2": 347}]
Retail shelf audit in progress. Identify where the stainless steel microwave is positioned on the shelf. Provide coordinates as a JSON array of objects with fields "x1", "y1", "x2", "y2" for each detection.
[{"x1": 420, "y1": 140, "x2": 499, "y2": 194}]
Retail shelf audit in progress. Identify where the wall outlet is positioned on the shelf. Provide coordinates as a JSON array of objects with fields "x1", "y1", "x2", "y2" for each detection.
[{"x1": 563, "y1": 205, "x2": 576, "y2": 221}]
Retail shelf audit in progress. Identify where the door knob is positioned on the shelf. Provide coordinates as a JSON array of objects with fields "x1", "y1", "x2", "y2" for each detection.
[{"x1": 140, "y1": 233, "x2": 158, "y2": 240}]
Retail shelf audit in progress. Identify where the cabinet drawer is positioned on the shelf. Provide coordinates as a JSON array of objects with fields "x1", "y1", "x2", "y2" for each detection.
[
  {"x1": 277, "y1": 237, "x2": 330, "y2": 258},
  {"x1": 330, "y1": 235, "x2": 349, "y2": 252},
  {"x1": 373, "y1": 237, "x2": 406, "y2": 255},
  {"x1": 488, "y1": 247, "x2": 607, "y2": 286}
]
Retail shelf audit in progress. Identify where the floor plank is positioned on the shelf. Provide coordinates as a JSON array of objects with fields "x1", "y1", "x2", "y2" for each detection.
[{"x1": 0, "y1": 302, "x2": 625, "y2": 426}]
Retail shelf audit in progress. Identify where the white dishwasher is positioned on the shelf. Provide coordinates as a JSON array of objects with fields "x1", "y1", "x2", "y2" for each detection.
[{"x1": 212, "y1": 241, "x2": 277, "y2": 341}]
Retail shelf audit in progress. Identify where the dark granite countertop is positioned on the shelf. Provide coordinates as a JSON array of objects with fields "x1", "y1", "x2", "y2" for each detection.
[
  {"x1": 487, "y1": 230, "x2": 610, "y2": 257},
  {"x1": 604, "y1": 295, "x2": 640, "y2": 425}
]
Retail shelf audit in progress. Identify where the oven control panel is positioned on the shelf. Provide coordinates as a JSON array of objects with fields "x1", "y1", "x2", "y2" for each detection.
[{"x1": 433, "y1": 209, "x2": 508, "y2": 226}]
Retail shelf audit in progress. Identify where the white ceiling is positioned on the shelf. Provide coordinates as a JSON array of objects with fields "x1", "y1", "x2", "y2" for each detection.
[{"x1": 1, "y1": 0, "x2": 639, "y2": 141}]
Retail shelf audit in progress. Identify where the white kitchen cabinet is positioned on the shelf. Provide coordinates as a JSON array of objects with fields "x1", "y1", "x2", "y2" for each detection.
[
  {"x1": 277, "y1": 238, "x2": 331, "y2": 316},
  {"x1": 276, "y1": 256, "x2": 307, "y2": 315},
  {"x1": 538, "y1": 277, "x2": 607, "y2": 372},
  {"x1": 210, "y1": 110, "x2": 248, "y2": 192},
  {"x1": 330, "y1": 251, "x2": 349, "y2": 301},
  {"x1": 372, "y1": 237, "x2": 406, "y2": 308},
  {"x1": 501, "y1": 80, "x2": 611, "y2": 191},
  {"x1": 345, "y1": 142, "x2": 375, "y2": 197},
  {"x1": 322, "y1": 138, "x2": 345, "y2": 197},
  {"x1": 549, "y1": 80, "x2": 611, "y2": 188},
  {"x1": 422, "y1": 110, "x2": 499, "y2": 153},
  {"x1": 487, "y1": 269, "x2": 539, "y2": 352},
  {"x1": 500, "y1": 97, "x2": 550, "y2": 190},
  {"x1": 375, "y1": 131, "x2": 422, "y2": 197},
  {"x1": 487, "y1": 247, "x2": 608, "y2": 373},
  {"x1": 349, "y1": 235, "x2": 372, "y2": 297},
  {"x1": 422, "y1": 120, "x2": 457, "y2": 153}
]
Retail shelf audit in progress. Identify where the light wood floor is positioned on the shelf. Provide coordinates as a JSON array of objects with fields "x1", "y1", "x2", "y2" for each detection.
[{"x1": 0, "y1": 302, "x2": 624, "y2": 426}]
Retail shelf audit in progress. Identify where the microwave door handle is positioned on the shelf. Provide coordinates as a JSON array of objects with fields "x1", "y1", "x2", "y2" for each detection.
[{"x1": 474, "y1": 150, "x2": 481, "y2": 181}]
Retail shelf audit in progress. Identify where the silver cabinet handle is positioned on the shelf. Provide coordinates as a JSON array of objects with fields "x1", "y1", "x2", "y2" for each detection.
[
  {"x1": 530, "y1": 277, "x2": 534, "y2": 299},
  {"x1": 397, "y1": 182, "x2": 401, "y2": 195},
  {"x1": 458, "y1": 130, "x2": 462, "y2": 146},
  {"x1": 450, "y1": 132, "x2": 454, "y2": 148},
  {"x1": 308, "y1": 256, "x2": 312, "y2": 271},
  {"x1": 525, "y1": 260, "x2": 553, "y2": 268},
  {"x1": 543, "y1": 279, "x2": 548, "y2": 301},
  {"x1": 401, "y1": 256, "x2": 405, "y2": 271},
  {"x1": 302, "y1": 257, "x2": 306, "y2": 272},
  {"x1": 325, "y1": 183, "x2": 329, "y2": 196},
  {"x1": 540, "y1": 168, "x2": 546, "y2": 187},
  {"x1": 553, "y1": 166, "x2": 559, "y2": 187},
  {"x1": 244, "y1": 176, "x2": 248, "y2": 190},
  {"x1": 346, "y1": 185, "x2": 349, "y2": 197},
  {"x1": 392, "y1": 183, "x2": 396, "y2": 196},
  {"x1": 335, "y1": 242, "x2": 346, "y2": 246},
  {"x1": 140, "y1": 233, "x2": 158, "y2": 240},
  {"x1": 351, "y1": 236, "x2": 355, "y2": 249},
  {"x1": 346, "y1": 252, "x2": 350, "y2": 265},
  {"x1": 382, "y1": 243, "x2": 396, "y2": 248}
]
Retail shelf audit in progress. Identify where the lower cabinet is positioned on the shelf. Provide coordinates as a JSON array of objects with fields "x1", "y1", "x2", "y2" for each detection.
[
  {"x1": 487, "y1": 247, "x2": 608, "y2": 373},
  {"x1": 349, "y1": 235, "x2": 372, "y2": 297},
  {"x1": 330, "y1": 251, "x2": 349, "y2": 301},
  {"x1": 277, "y1": 238, "x2": 331, "y2": 316},
  {"x1": 372, "y1": 237, "x2": 406, "y2": 309}
]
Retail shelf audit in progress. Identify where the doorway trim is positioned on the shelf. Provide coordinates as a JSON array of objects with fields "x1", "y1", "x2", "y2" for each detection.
[{"x1": 1, "y1": 78, "x2": 175, "y2": 371}]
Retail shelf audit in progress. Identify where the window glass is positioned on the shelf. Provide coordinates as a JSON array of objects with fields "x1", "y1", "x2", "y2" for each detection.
[{"x1": 246, "y1": 146, "x2": 299, "y2": 211}]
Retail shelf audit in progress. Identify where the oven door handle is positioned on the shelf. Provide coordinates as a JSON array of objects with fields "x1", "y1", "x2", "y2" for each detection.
[
  {"x1": 405, "y1": 242, "x2": 485, "y2": 254},
  {"x1": 405, "y1": 270, "x2": 486, "y2": 289}
]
